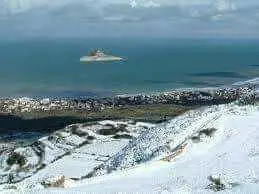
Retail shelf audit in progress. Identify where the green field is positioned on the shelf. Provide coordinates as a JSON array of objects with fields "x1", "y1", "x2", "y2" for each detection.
[{"x1": 0, "y1": 104, "x2": 194, "y2": 134}]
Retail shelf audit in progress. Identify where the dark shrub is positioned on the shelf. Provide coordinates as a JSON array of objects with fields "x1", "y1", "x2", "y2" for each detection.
[
  {"x1": 98, "y1": 128, "x2": 119, "y2": 136},
  {"x1": 98, "y1": 125, "x2": 127, "y2": 136},
  {"x1": 37, "y1": 164, "x2": 46, "y2": 171},
  {"x1": 70, "y1": 125, "x2": 79, "y2": 131},
  {"x1": 71, "y1": 127, "x2": 88, "y2": 137},
  {"x1": 87, "y1": 136, "x2": 96, "y2": 140},
  {"x1": 191, "y1": 136, "x2": 200, "y2": 143},
  {"x1": 113, "y1": 134, "x2": 133, "y2": 139},
  {"x1": 200, "y1": 128, "x2": 217, "y2": 137},
  {"x1": 48, "y1": 135, "x2": 55, "y2": 141},
  {"x1": 79, "y1": 141, "x2": 90, "y2": 147},
  {"x1": 7, "y1": 174, "x2": 14, "y2": 184},
  {"x1": 206, "y1": 176, "x2": 226, "y2": 192},
  {"x1": 7, "y1": 152, "x2": 26, "y2": 167}
]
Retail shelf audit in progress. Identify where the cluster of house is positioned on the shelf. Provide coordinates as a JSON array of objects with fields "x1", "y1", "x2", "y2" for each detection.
[
  {"x1": 0, "y1": 97, "x2": 111, "y2": 113},
  {"x1": 0, "y1": 98, "x2": 68, "y2": 113},
  {"x1": 113, "y1": 85, "x2": 256, "y2": 106},
  {"x1": 0, "y1": 85, "x2": 256, "y2": 114}
]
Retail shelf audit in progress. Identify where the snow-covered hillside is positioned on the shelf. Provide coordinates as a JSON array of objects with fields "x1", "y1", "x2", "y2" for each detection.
[
  {"x1": 1, "y1": 102, "x2": 259, "y2": 193},
  {"x1": 46, "y1": 103, "x2": 259, "y2": 193}
]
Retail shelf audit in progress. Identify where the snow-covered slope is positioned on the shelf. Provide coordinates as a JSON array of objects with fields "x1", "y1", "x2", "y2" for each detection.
[
  {"x1": 83, "y1": 104, "x2": 256, "y2": 178},
  {"x1": 0, "y1": 120, "x2": 152, "y2": 190},
  {"x1": 1, "y1": 103, "x2": 259, "y2": 193},
  {"x1": 42, "y1": 104, "x2": 259, "y2": 193}
]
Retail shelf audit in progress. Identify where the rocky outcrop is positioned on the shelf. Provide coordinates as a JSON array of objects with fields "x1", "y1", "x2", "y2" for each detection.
[{"x1": 41, "y1": 175, "x2": 65, "y2": 188}]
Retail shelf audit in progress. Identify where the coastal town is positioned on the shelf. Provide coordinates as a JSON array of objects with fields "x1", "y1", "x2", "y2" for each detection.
[{"x1": 0, "y1": 85, "x2": 256, "y2": 114}]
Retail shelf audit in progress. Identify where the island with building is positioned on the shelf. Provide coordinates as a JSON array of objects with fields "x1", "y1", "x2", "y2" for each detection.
[{"x1": 79, "y1": 49, "x2": 123, "y2": 62}]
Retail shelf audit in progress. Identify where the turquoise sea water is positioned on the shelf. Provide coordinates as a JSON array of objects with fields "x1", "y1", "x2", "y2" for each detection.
[{"x1": 0, "y1": 38, "x2": 259, "y2": 98}]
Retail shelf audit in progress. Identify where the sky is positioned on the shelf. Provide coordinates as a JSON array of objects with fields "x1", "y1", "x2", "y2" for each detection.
[{"x1": 0, "y1": 0, "x2": 259, "y2": 39}]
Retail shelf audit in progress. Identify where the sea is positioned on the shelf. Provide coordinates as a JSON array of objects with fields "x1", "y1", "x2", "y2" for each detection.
[{"x1": 0, "y1": 38, "x2": 259, "y2": 98}]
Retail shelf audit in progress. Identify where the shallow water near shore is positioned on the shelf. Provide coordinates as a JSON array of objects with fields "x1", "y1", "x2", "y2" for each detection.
[{"x1": 0, "y1": 38, "x2": 259, "y2": 98}]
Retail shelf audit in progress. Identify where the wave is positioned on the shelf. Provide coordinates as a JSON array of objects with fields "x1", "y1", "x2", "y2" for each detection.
[
  {"x1": 172, "y1": 77, "x2": 259, "y2": 95},
  {"x1": 188, "y1": 71, "x2": 248, "y2": 79},
  {"x1": 232, "y1": 77, "x2": 259, "y2": 86},
  {"x1": 232, "y1": 77, "x2": 259, "y2": 96},
  {"x1": 143, "y1": 79, "x2": 175, "y2": 84}
]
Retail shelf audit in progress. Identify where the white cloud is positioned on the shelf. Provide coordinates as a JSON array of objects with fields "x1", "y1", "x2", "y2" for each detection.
[
  {"x1": 144, "y1": 1, "x2": 160, "y2": 8},
  {"x1": 0, "y1": 0, "x2": 240, "y2": 18},
  {"x1": 0, "y1": 0, "x2": 52, "y2": 14},
  {"x1": 1, "y1": 0, "x2": 259, "y2": 38},
  {"x1": 129, "y1": 0, "x2": 137, "y2": 8},
  {"x1": 130, "y1": 0, "x2": 160, "y2": 8},
  {"x1": 214, "y1": 0, "x2": 236, "y2": 12}
]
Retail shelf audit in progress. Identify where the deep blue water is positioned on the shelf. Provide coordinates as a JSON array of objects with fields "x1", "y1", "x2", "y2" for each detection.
[{"x1": 0, "y1": 38, "x2": 259, "y2": 98}]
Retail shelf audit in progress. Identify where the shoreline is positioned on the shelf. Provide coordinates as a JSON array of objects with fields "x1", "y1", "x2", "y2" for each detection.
[{"x1": 0, "y1": 84, "x2": 256, "y2": 114}]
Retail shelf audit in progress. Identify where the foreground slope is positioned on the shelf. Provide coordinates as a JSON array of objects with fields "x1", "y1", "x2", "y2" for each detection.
[
  {"x1": 37, "y1": 103, "x2": 259, "y2": 193},
  {"x1": 1, "y1": 102, "x2": 258, "y2": 193}
]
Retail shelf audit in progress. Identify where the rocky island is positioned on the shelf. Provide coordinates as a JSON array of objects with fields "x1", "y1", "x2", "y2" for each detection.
[{"x1": 79, "y1": 49, "x2": 123, "y2": 62}]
